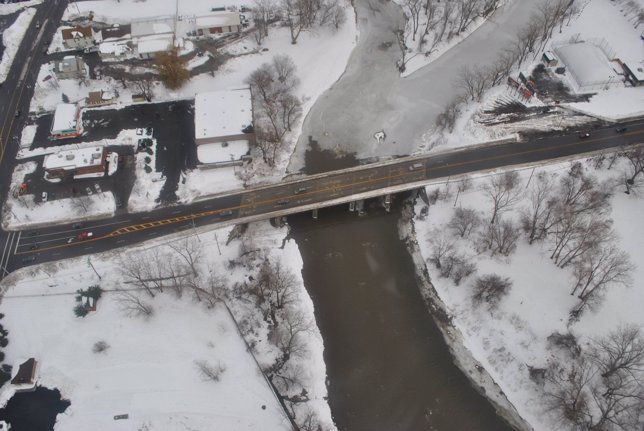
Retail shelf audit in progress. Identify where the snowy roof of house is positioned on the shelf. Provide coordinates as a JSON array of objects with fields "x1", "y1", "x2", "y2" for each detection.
[
  {"x1": 197, "y1": 140, "x2": 249, "y2": 164},
  {"x1": 56, "y1": 56, "x2": 82, "y2": 73},
  {"x1": 51, "y1": 104, "x2": 79, "y2": 133},
  {"x1": 62, "y1": 26, "x2": 93, "y2": 40},
  {"x1": 196, "y1": 12, "x2": 241, "y2": 28},
  {"x1": 99, "y1": 40, "x2": 132, "y2": 56},
  {"x1": 43, "y1": 146, "x2": 105, "y2": 171},
  {"x1": 131, "y1": 20, "x2": 173, "y2": 37},
  {"x1": 622, "y1": 58, "x2": 644, "y2": 81},
  {"x1": 137, "y1": 34, "x2": 173, "y2": 55},
  {"x1": 194, "y1": 88, "x2": 253, "y2": 140}
]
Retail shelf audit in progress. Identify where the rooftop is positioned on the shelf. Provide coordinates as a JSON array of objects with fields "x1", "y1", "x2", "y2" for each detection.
[
  {"x1": 137, "y1": 34, "x2": 173, "y2": 55},
  {"x1": 43, "y1": 146, "x2": 105, "y2": 171},
  {"x1": 51, "y1": 104, "x2": 79, "y2": 133},
  {"x1": 196, "y1": 12, "x2": 241, "y2": 28},
  {"x1": 194, "y1": 88, "x2": 252, "y2": 140}
]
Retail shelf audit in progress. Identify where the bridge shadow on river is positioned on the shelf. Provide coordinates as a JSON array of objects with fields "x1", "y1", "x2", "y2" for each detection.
[{"x1": 288, "y1": 195, "x2": 514, "y2": 431}]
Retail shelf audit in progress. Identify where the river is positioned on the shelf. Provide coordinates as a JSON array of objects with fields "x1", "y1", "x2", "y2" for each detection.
[{"x1": 289, "y1": 198, "x2": 513, "y2": 430}]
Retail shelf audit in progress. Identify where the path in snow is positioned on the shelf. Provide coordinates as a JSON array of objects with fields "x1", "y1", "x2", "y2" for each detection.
[{"x1": 288, "y1": 0, "x2": 540, "y2": 173}]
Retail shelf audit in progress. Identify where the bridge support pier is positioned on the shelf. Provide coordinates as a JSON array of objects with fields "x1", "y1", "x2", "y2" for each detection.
[
  {"x1": 356, "y1": 200, "x2": 365, "y2": 217},
  {"x1": 312, "y1": 208, "x2": 318, "y2": 219}
]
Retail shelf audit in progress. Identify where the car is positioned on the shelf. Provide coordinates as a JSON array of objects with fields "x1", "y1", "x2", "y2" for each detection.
[
  {"x1": 86, "y1": 187, "x2": 93, "y2": 196},
  {"x1": 77, "y1": 231, "x2": 94, "y2": 241},
  {"x1": 294, "y1": 187, "x2": 309, "y2": 195},
  {"x1": 35, "y1": 22, "x2": 40, "y2": 29},
  {"x1": 41, "y1": 191, "x2": 48, "y2": 202},
  {"x1": 27, "y1": 231, "x2": 38, "y2": 237},
  {"x1": 21, "y1": 256, "x2": 36, "y2": 264},
  {"x1": 94, "y1": 183, "x2": 101, "y2": 193},
  {"x1": 14, "y1": 110, "x2": 21, "y2": 118},
  {"x1": 408, "y1": 162, "x2": 424, "y2": 171},
  {"x1": 72, "y1": 223, "x2": 83, "y2": 229},
  {"x1": 578, "y1": 132, "x2": 590, "y2": 139},
  {"x1": 29, "y1": 243, "x2": 39, "y2": 250},
  {"x1": 276, "y1": 199, "x2": 289, "y2": 206},
  {"x1": 115, "y1": 196, "x2": 123, "y2": 208},
  {"x1": 615, "y1": 126, "x2": 627, "y2": 133}
]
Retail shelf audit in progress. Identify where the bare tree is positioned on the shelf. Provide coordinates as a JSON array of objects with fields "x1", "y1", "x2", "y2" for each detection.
[
  {"x1": 455, "y1": 65, "x2": 490, "y2": 101},
  {"x1": 472, "y1": 274, "x2": 512, "y2": 309},
  {"x1": 115, "y1": 289, "x2": 154, "y2": 318},
  {"x1": 283, "y1": 0, "x2": 307, "y2": 44},
  {"x1": 72, "y1": 195, "x2": 94, "y2": 214},
  {"x1": 167, "y1": 236, "x2": 203, "y2": 276},
  {"x1": 520, "y1": 171, "x2": 555, "y2": 244},
  {"x1": 250, "y1": 260, "x2": 299, "y2": 327},
  {"x1": 589, "y1": 324, "x2": 644, "y2": 382},
  {"x1": 483, "y1": 171, "x2": 522, "y2": 224},
  {"x1": 456, "y1": 0, "x2": 482, "y2": 33},
  {"x1": 402, "y1": 0, "x2": 423, "y2": 41},
  {"x1": 622, "y1": 146, "x2": 644, "y2": 194},
  {"x1": 132, "y1": 75, "x2": 154, "y2": 102},
  {"x1": 513, "y1": 19, "x2": 541, "y2": 65},
  {"x1": 544, "y1": 357, "x2": 595, "y2": 428},
  {"x1": 479, "y1": 218, "x2": 520, "y2": 256},
  {"x1": 428, "y1": 230, "x2": 455, "y2": 270},
  {"x1": 448, "y1": 207, "x2": 480, "y2": 238},
  {"x1": 272, "y1": 55, "x2": 299, "y2": 89},
  {"x1": 194, "y1": 360, "x2": 226, "y2": 382},
  {"x1": 436, "y1": 95, "x2": 464, "y2": 132},
  {"x1": 570, "y1": 245, "x2": 633, "y2": 319},
  {"x1": 252, "y1": 0, "x2": 276, "y2": 43}
]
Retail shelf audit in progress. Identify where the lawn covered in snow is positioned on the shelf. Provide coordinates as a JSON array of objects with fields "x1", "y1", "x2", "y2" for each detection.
[
  {"x1": 412, "y1": 155, "x2": 644, "y2": 431},
  {"x1": 0, "y1": 221, "x2": 333, "y2": 430}
]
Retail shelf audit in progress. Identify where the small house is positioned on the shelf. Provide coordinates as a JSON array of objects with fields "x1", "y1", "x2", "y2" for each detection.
[
  {"x1": 11, "y1": 358, "x2": 37, "y2": 386},
  {"x1": 61, "y1": 26, "x2": 95, "y2": 50},
  {"x1": 195, "y1": 12, "x2": 242, "y2": 36},
  {"x1": 136, "y1": 34, "x2": 173, "y2": 59},
  {"x1": 85, "y1": 90, "x2": 116, "y2": 107},
  {"x1": 51, "y1": 103, "x2": 82, "y2": 139},
  {"x1": 542, "y1": 51, "x2": 558, "y2": 67},
  {"x1": 621, "y1": 60, "x2": 644, "y2": 87},
  {"x1": 53, "y1": 56, "x2": 85, "y2": 80}
]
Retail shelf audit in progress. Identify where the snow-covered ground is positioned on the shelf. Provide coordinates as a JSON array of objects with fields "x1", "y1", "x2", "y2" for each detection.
[
  {"x1": 0, "y1": 221, "x2": 333, "y2": 430},
  {"x1": 0, "y1": 7, "x2": 36, "y2": 84},
  {"x1": 411, "y1": 155, "x2": 644, "y2": 431},
  {"x1": 0, "y1": 0, "x2": 42, "y2": 16}
]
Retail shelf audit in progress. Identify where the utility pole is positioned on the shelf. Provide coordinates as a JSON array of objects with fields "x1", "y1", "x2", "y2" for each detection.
[
  {"x1": 87, "y1": 257, "x2": 101, "y2": 280},
  {"x1": 213, "y1": 232, "x2": 221, "y2": 255}
]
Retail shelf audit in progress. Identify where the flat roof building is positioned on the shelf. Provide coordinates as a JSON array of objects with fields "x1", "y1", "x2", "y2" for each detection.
[
  {"x1": 51, "y1": 104, "x2": 82, "y2": 139},
  {"x1": 43, "y1": 146, "x2": 107, "y2": 181},
  {"x1": 194, "y1": 88, "x2": 254, "y2": 166}
]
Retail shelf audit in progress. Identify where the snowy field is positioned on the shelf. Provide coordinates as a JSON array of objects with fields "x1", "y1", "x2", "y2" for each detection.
[
  {"x1": 0, "y1": 7, "x2": 35, "y2": 84},
  {"x1": 412, "y1": 154, "x2": 644, "y2": 431},
  {"x1": 0, "y1": 221, "x2": 333, "y2": 430},
  {"x1": 0, "y1": 0, "x2": 42, "y2": 16}
]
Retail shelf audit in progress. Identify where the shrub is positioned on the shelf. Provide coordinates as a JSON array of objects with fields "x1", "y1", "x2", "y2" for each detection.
[
  {"x1": 472, "y1": 274, "x2": 512, "y2": 310},
  {"x1": 144, "y1": 165, "x2": 152, "y2": 174},
  {"x1": 92, "y1": 340, "x2": 110, "y2": 354},
  {"x1": 74, "y1": 303, "x2": 90, "y2": 318},
  {"x1": 144, "y1": 156, "x2": 151, "y2": 164}
]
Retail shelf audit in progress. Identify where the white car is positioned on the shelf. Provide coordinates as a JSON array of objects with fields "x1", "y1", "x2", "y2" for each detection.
[{"x1": 41, "y1": 191, "x2": 48, "y2": 202}]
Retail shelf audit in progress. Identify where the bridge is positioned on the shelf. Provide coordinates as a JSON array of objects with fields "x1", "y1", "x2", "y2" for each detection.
[{"x1": 1, "y1": 122, "x2": 644, "y2": 277}]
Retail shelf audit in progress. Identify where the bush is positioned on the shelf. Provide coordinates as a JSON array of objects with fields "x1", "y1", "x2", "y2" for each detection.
[
  {"x1": 472, "y1": 274, "x2": 512, "y2": 310},
  {"x1": 144, "y1": 165, "x2": 152, "y2": 174},
  {"x1": 74, "y1": 303, "x2": 90, "y2": 318},
  {"x1": 92, "y1": 340, "x2": 110, "y2": 354},
  {"x1": 0, "y1": 338, "x2": 7, "y2": 348},
  {"x1": 86, "y1": 285, "x2": 102, "y2": 301},
  {"x1": 194, "y1": 360, "x2": 226, "y2": 382},
  {"x1": 547, "y1": 332, "x2": 581, "y2": 358},
  {"x1": 144, "y1": 156, "x2": 151, "y2": 164},
  {"x1": 145, "y1": 147, "x2": 153, "y2": 155}
]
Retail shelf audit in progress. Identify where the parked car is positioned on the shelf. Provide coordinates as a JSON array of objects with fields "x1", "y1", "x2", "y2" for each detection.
[
  {"x1": 94, "y1": 183, "x2": 101, "y2": 193},
  {"x1": 72, "y1": 223, "x2": 83, "y2": 229},
  {"x1": 41, "y1": 191, "x2": 48, "y2": 202},
  {"x1": 77, "y1": 231, "x2": 94, "y2": 241},
  {"x1": 578, "y1": 132, "x2": 590, "y2": 139},
  {"x1": 615, "y1": 126, "x2": 627, "y2": 133},
  {"x1": 86, "y1": 187, "x2": 93, "y2": 196}
]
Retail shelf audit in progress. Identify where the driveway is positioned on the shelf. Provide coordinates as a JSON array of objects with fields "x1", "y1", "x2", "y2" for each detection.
[{"x1": 289, "y1": 0, "x2": 540, "y2": 174}]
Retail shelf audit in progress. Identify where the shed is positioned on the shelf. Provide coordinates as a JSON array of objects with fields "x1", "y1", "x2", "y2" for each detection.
[
  {"x1": 542, "y1": 51, "x2": 558, "y2": 67},
  {"x1": 11, "y1": 358, "x2": 37, "y2": 385}
]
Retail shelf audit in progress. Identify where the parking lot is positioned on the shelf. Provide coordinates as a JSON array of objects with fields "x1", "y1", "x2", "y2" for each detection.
[{"x1": 25, "y1": 100, "x2": 197, "y2": 206}]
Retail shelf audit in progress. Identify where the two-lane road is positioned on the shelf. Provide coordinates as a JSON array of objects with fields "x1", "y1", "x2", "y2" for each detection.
[{"x1": 2, "y1": 121, "x2": 643, "y2": 276}]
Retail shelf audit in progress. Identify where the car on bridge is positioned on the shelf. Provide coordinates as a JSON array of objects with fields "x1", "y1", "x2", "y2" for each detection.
[
  {"x1": 615, "y1": 126, "x2": 627, "y2": 133},
  {"x1": 77, "y1": 231, "x2": 94, "y2": 241},
  {"x1": 578, "y1": 132, "x2": 590, "y2": 139}
]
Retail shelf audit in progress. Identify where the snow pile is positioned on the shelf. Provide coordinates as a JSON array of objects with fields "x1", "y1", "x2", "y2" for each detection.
[
  {"x1": 0, "y1": 7, "x2": 36, "y2": 84},
  {"x1": 176, "y1": 167, "x2": 244, "y2": 204},
  {"x1": 0, "y1": 0, "x2": 43, "y2": 16},
  {"x1": 127, "y1": 136, "x2": 165, "y2": 212},
  {"x1": 0, "y1": 220, "x2": 332, "y2": 430},
  {"x1": 65, "y1": 0, "x2": 223, "y2": 23},
  {"x1": 411, "y1": 157, "x2": 644, "y2": 431}
]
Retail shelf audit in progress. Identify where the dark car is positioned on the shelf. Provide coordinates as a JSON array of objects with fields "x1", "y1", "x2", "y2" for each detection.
[
  {"x1": 27, "y1": 231, "x2": 38, "y2": 237},
  {"x1": 578, "y1": 132, "x2": 590, "y2": 139},
  {"x1": 29, "y1": 243, "x2": 39, "y2": 250},
  {"x1": 14, "y1": 110, "x2": 21, "y2": 118},
  {"x1": 615, "y1": 126, "x2": 627, "y2": 133},
  {"x1": 21, "y1": 256, "x2": 36, "y2": 264},
  {"x1": 72, "y1": 223, "x2": 83, "y2": 229}
]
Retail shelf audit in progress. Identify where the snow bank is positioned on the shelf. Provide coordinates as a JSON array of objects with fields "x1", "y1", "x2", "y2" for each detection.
[{"x1": 0, "y1": 7, "x2": 36, "y2": 84}]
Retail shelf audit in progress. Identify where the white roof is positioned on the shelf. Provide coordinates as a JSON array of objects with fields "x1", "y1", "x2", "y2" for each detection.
[
  {"x1": 554, "y1": 43, "x2": 618, "y2": 87},
  {"x1": 137, "y1": 34, "x2": 172, "y2": 55},
  {"x1": 51, "y1": 104, "x2": 78, "y2": 133},
  {"x1": 197, "y1": 140, "x2": 249, "y2": 164},
  {"x1": 44, "y1": 147, "x2": 105, "y2": 171},
  {"x1": 622, "y1": 58, "x2": 644, "y2": 81},
  {"x1": 99, "y1": 41, "x2": 131, "y2": 56},
  {"x1": 196, "y1": 13, "x2": 241, "y2": 28},
  {"x1": 131, "y1": 20, "x2": 173, "y2": 37},
  {"x1": 195, "y1": 88, "x2": 252, "y2": 140}
]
